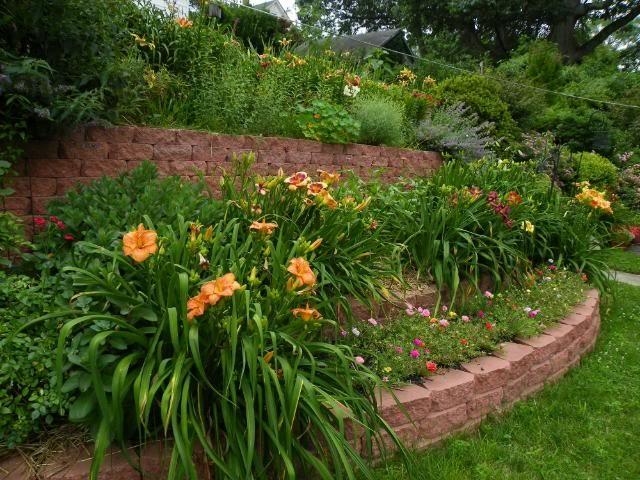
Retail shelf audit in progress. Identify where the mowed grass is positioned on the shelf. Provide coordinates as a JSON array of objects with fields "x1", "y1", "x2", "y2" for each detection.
[
  {"x1": 372, "y1": 282, "x2": 640, "y2": 480},
  {"x1": 597, "y1": 248, "x2": 640, "y2": 274}
]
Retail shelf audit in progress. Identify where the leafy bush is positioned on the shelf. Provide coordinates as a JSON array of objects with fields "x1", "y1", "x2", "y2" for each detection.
[
  {"x1": 415, "y1": 102, "x2": 494, "y2": 160},
  {"x1": 618, "y1": 163, "x2": 640, "y2": 210},
  {"x1": 572, "y1": 151, "x2": 619, "y2": 190},
  {"x1": 43, "y1": 161, "x2": 405, "y2": 479},
  {"x1": 297, "y1": 100, "x2": 360, "y2": 144},
  {"x1": 351, "y1": 95, "x2": 405, "y2": 146},
  {"x1": 0, "y1": 272, "x2": 69, "y2": 447}
]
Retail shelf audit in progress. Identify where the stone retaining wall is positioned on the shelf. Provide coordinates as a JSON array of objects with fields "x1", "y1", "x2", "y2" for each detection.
[
  {"x1": 1, "y1": 126, "x2": 443, "y2": 225},
  {"x1": 0, "y1": 290, "x2": 600, "y2": 479}
]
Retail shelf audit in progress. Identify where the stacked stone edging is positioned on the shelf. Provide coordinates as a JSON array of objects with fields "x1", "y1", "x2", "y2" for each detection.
[
  {"x1": 373, "y1": 288, "x2": 600, "y2": 451},
  {"x1": 1, "y1": 125, "x2": 443, "y2": 225},
  {"x1": 0, "y1": 290, "x2": 600, "y2": 479}
]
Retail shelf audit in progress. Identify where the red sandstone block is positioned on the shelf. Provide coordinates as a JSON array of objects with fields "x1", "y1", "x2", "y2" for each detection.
[
  {"x1": 289, "y1": 138, "x2": 322, "y2": 153},
  {"x1": 585, "y1": 289, "x2": 599, "y2": 300},
  {"x1": 86, "y1": 126, "x2": 135, "y2": 143},
  {"x1": 133, "y1": 126, "x2": 176, "y2": 144},
  {"x1": 493, "y1": 342, "x2": 536, "y2": 381},
  {"x1": 502, "y1": 374, "x2": 529, "y2": 404},
  {"x1": 467, "y1": 387, "x2": 503, "y2": 419},
  {"x1": 311, "y1": 152, "x2": 335, "y2": 165},
  {"x1": 515, "y1": 333, "x2": 558, "y2": 365},
  {"x1": 289, "y1": 151, "x2": 312, "y2": 166},
  {"x1": 3, "y1": 196, "x2": 31, "y2": 215},
  {"x1": 418, "y1": 403, "x2": 468, "y2": 439},
  {"x1": 31, "y1": 177, "x2": 57, "y2": 197},
  {"x1": 82, "y1": 160, "x2": 127, "y2": 177},
  {"x1": 5, "y1": 176, "x2": 30, "y2": 196},
  {"x1": 30, "y1": 158, "x2": 82, "y2": 178},
  {"x1": 211, "y1": 134, "x2": 253, "y2": 150},
  {"x1": 59, "y1": 142, "x2": 108, "y2": 161},
  {"x1": 108, "y1": 143, "x2": 153, "y2": 161},
  {"x1": 253, "y1": 136, "x2": 291, "y2": 152},
  {"x1": 572, "y1": 303, "x2": 596, "y2": 318},
  {"x1": 560, "y1": 311, "x2": 592, "y2": 335},
  {"x1": 170, "y1": 160, "x2": 206, "y2": 175},
  {"x1": 528, "y1": 360, "x2": 552, "y2": 387},
  {"x1": 460, "y1": 356, "x2": 511, "y2": 394},
  {"x1": 192, "y1": 145, "x2": 212, "y2": 162},
  {"x1": 321, "y1": 143, "x2": 346, "y2": 154},
  {"x1": 402, "y1": 154, "x2": 425, "y2": 170},
  {"x1": 154, "y1": 161, "x2": 172, "y2": 176},
  {"x1": 25, "y1": 140, "x2": 60, "y2": 159},
  {"x1": 424, "y1": 369, "x2": 474, "y2": 412},
  {"x1": 544, "y1": 323, "x2": 578, "y2": 351},
  {"x1": 378, "y1": 385, "x2": 432, "y2": 427},
  {"x1": 153, "y1": 144, "x2": 192, "y2": 162},
  {"x1": 64, "y1": 125, "x2": 87, "y2": 143},
  {"x1": 345, "y1": 143, "x2": 381, "y2": 156},
  {"x1": 206, "y1": 161, "x2": 232, "y2": 176},
  {"x1": 176, "y1": 129, "x2": 212, "y2": 146},
  {"x1": 32, "y1": 196, "x2": 59, "y2": 215},
  {"x1": 10, "y1": 159, "x2": 26, "y2": 176},
  {"x1": 371, "y1": 156, "x2": 389, "y2": 167},
  {"x1": 256, "y1": 150, "x2": 284, "y2": 165},
  {"x1": 546, "y1": 365, "x2": 569, "y2": 384},
  {"x1": 56, "y1": 177, "x2": 92, "y2": 195},
  {"x1": 550, "y1": 349, "x2": 570, "y2": 374}
]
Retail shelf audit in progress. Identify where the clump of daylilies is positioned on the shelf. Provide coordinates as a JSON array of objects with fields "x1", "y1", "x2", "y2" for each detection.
[{"x1": 575, "y1": 182, "x2": 613, "y2": 214}]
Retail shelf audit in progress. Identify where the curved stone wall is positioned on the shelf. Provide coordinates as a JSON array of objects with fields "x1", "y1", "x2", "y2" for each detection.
[{"x1": 0, "y1": 291, "x2": 600, "y2": 479}]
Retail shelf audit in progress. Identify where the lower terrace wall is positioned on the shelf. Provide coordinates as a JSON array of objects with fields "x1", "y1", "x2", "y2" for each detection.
[{"x1": 1, "y1": 126, "x2": 443, "y2": 227}]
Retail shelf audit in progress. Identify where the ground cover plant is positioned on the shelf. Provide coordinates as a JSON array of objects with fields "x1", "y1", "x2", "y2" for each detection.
[
  {"x1": 371, "y1": 282, "x2": 640, "y2": 480},
  {"x1": 596, "y1": 248, "x2": 640, "y2": 275},
  {"x1": 346, "y1": 267, "x2": 587, "y2": 384}
]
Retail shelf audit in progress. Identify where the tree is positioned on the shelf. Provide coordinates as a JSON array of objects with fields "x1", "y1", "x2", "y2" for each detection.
[{"x1": 296, "y1": 0, "x2": 640, "y2": 64}]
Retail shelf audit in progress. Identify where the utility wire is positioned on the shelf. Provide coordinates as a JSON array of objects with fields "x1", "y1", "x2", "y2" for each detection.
[{"x1": 223, "y1": 0, "x2": 640, "y2": 110}]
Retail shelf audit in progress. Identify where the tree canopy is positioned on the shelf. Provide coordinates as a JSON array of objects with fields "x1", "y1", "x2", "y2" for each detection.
[{"x1": 296, "y1": 0, "x2": 640, "y2": 64}]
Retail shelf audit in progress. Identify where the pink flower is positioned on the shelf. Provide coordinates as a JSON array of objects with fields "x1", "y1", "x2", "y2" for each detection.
[
  {"x1": 477, "y1": 310, "x2": 486, "y2": 318},
  {"x1": 413, "y1": 338, "x2": 425, "y2": 347},
  {"x1": 395, "y1": 346, "x2": 404, "y2": 354},
  {"x1": 439, "y1": 319, "x2": 450, "y2": 327},
  {"x1": 340, "y1": 329, "x2": 347, "y2": 337},
  {"x1": 441, "y1": 305, "x2": 448, "y2": 313},
  {"x1": 426, "y1": 361, "x2": 437, "y2": 373},
  {"x1": 354, "y1": 356, "x2": 365, "y2": 365},
  {"x1": 34, "y1": 216, "x2": 47, "y2": 229},
  {"x1": 49, "y1": 216, "x2": 60, "y2": 223},
  {"x1": 410, "y1": 349, "x2": 420, "y2": 359},
  {"x1": 420, "y1": 308, "x2": 431, "y2": 317},
  {"x1": 528, "y1": 309, "x2": 540, "y2": 318},
  {"x1": 405, "y1": 304, "x2": 416, "y2": 316},
  {"x1": 64, "y1": 233, "x2": 74, "y2": 241},
  {"x1": 484, "y1": 290, "x2": 494, "y2": 299},
  {"x1": 55, "y1": 220, "x2": 66, "y2": 230},
  {"x1": 461, "y1": 315, "x2": 470, "y2": 323},
  {"x1": 549, "y1": 265, "x2": 557, "y2": 271},
  {"x1": 367, "y1": 317, "x2": 378, "y2": 326}
]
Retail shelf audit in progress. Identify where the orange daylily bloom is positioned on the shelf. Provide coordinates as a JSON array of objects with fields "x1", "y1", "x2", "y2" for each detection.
[
  {"x1": 506, "y1": 191, "x2": 523, "y2": 206},
  {"x1": 201, "y1": 273, "x2": 241, "y2": 306},
  {"x1": 284, "y1": 171, "x2": 310, "y2": 191},
  {"x1": 176, "y1": 17, "x2": 193, "y2": 28},
  {"x1": 249, "y1": 220, "x2": 278, "y2": 235},
  {"x1": 123, "y1": 224, "x2": 158, "y2": 262},
  {"x1": 318, "y1": 189, "x2": 338, "y2": 209},
  {"x1": 307, "y1": 182, "x2": 327, "y2": 196},
  {"x1": 292, "y1": 305, "x2": 322, "y2": 322},
  {"x1": 318, "y1": 170, "x2": 341, "y2": 185},
  {"x1": 187, "y1": 293, "x2": 208, "y2": 321},
  {"x1": 287, "y1": 257, "x2": 316, "y2": 289}
]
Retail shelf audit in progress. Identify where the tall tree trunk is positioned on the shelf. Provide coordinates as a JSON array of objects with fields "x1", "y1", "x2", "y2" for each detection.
[{"x1": 548, "y1": 0, "x2": 582, "y2": 63}]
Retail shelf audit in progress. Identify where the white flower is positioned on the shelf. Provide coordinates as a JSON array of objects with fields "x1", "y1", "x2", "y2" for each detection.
[
  {"x1": 343, "y1": 85, "x2": 360, "y2": 97},
  {"x1": 351, "y1": 327, "x2": 361, "y2": 337}
]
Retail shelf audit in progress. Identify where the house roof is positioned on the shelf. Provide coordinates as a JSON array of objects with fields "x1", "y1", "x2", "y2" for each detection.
[
  {"x1": 297, "y1": 29, "x2": 415, "y2": 64},
  {"x1": 254, "y1": 0, "x2": 290, "y2": 21}
]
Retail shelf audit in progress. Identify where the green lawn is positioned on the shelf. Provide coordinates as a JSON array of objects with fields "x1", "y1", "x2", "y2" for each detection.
[
  {"x1": 597, "y1": 248, "x2": 640, "y2": 274},
  {"x1": 372, "y1": 282, "x2": 640, "y2": 480}
]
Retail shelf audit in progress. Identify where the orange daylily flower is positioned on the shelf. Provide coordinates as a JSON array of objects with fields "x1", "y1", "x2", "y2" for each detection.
[
  {"x1": 284, "y1": 172, "x2": 310, "y2": 191},
  {"x1": 318, "y1": 189, "x2": 338, "y2": 209},
  {"x1": 187, "y1": 293, "x2": 208, "y2": 321},
  {"x1": 123, "y1": 224, "x2": 158, "y2": 262},
  {"x1": 201, "y1": 273, "x2": 241, "y2": 306},
  {"x1": 292, "y1": 305, "x2": 322, "y2": 322},
  {"x1": 250, "y1": 220, "x2": 278, "y2": 235},
  {"x1": 318, "y1": 170, "x2": 341, "y2": 185},
  {"x1": 307, "y1": 181, "x2": 328, "y2": 196},
  {"x1": 287, "y1": 257, "x2": 316, "y2": 289},
  {"x1": 506, "y1": 191, "x2": 523, "y2": 206},
  {"x1": 176, "y1": 17, "x2": 193, "y2": 28}
]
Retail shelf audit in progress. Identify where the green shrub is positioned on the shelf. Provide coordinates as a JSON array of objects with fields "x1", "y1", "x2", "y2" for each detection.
[
  {"x1": 351, "y1": 95, "x2": 405, "y2": 146},
  {"x1": 0, "y1": 272, "x2": 68, "y2": 447},
  {"x1": 297, "y1": 99, "x2": 360, "y2": 144},
  {"x1": 572, "y1": 151, "x2": 619, "y2": 189}
]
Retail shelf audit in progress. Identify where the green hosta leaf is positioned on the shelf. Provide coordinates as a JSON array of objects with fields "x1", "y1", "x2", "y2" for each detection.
[{"x1": 69, "y1": 391, "x2": 97, "y2": 422}]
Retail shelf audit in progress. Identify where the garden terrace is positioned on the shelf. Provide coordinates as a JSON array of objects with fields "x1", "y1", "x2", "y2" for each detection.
[
  {"x1": 2, "y1": 125, "x2": 443, "y2": 224},
  {"x1": 0, "y1": 290, "x2": 600, "y2": 479}
]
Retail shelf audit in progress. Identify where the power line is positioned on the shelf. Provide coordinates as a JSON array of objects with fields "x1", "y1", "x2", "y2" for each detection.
[{"x1": 227, "y1": 1, "x2": 640, "y2": 110}]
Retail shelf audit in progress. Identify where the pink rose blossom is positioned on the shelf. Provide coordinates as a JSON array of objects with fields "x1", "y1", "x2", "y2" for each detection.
[
  {"x1": 413, "y1": 338, "x2": 425, "y2": 347},
  {"x1": 439, "y1": 319, "x2": 450, "y2": 327},
  {"x1": 354, "y1": 356, "x2": 365, "y2": 365},
  {"x1": 441, "y1": 305, "x2": 448, "y2": 313},
  {"x1": 395, "y1": 346, "x2": 404, "y2": 354},
  {"x1": 477, "y1": 310, "x2": 486, "y2": 318},
  {"x1": 340, "y1": 329, "x2": 347, "y2": 337},
  {"x1": 461, "y1": 315, "x2": 470, "y2": 323},
  {"x1": 484, "y1": 291, "x2": 494, "y2": 299},
  {"x1": 410, "y1": 349, "x2": 420, "y2": 359},
  {"x1": 367, "y1": 317, "x2": 378, "y2": 326}
]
